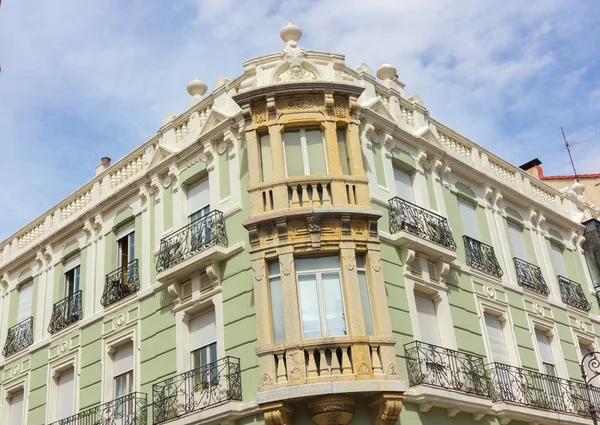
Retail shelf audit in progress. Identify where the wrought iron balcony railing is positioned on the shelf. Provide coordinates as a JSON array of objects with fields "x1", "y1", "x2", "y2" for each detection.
[
  {"x1": 486, "y1": 362, "x2": 595, "y2": 416},
  {"x1": 156, "y1": 210, "x2": 228, "y2": 273},
  {"x1": 102, "y1": 259, "x2": 140, "y2": 307},
  {"x1": 389, "y1": 197, "x2": 457, "y2": 251},
  {"x1": 404, "y1": 341, "x2": 490, "y2": 397},
  {"x1": 513, "y1": 258, "x2": 549, "y2": 296},
  {"x1": 48, "y1": 290, "x2": 82, "y2": 334},
  {"x1": 152, "y1": 356, "x2": 242, "y2": 424},
  {"x1": 2, "y1": 317, "x2": 33, "y2": 357},
  {"x1": 558, "y1": 275, "x2": 591, "y2": 312},
  {"x1": 48, "y1": 392, "x2": 147, "y2": 425},
  {"x1": 463, "y1": 236, "x2": 503, "y2": 278}
]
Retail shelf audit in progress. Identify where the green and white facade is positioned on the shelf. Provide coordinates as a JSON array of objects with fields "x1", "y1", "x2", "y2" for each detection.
[{"x1": 2, "y1": 23, "x2": 600, "y2": 425}]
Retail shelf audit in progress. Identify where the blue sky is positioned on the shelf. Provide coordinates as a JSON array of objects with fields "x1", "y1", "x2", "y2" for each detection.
[{"x1": 0, "y1": 0, "x2": 599, "y2": 240}]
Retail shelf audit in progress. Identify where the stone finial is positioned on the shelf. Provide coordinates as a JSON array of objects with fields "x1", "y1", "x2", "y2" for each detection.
[
  {"x1": 571, "y1": 181, "x2": 585, "y2": 196},
  {"x1": 280, "y1": 22, "x2": 302, "y2": 45},
  {"x1": 187, "y1": 78, "x2": 208, "y2": 107},
  {"x1": 376, "y1": 63, "x2": 397, "y2": 81}
]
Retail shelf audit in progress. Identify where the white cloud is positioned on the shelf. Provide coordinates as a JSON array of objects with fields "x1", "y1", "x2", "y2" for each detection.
[{"x1": 0, "y1": 0, "x2": 599, "y2": 239}]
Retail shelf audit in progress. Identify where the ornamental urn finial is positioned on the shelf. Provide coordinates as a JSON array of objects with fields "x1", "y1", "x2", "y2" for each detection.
[
  {"x1": 280, "y1": 22, "x2": 302, "y2": 45},
  {"x1": 376, "y1": 62, "x2": 398, "y2": 81},
  {"x1": 187, "y1": 78, "x2": 207, "y2": 106}
]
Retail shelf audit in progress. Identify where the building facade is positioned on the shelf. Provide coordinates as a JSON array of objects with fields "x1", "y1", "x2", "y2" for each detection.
[{"x1": 2, "y1": 23, "x2": 600, "y2": 425}]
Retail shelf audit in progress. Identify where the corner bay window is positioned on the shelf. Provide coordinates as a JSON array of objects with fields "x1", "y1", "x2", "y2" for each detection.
[
  {"x1": 260, "y1": 134, "x2": 273, "y2": 182},
  {"x1": 283, "y1": 127, "x2": 327, "y2": 176},
  {"x1": 268, "y1": 261, "x2": 285, "y2": 343},
  {"x1": 337, "y1": 128, "x2": 351, "y2": 175},
  {"x1": 357, "y1": 255, "x2": 374, "y2": 335},
  {"x1": 296, "y1": 256, "x2": 346, "y2": 338}
]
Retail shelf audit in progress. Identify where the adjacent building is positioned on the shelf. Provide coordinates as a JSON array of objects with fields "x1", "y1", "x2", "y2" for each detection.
[{"x1": 2, "y1": 22, "x2": 600, "y2": 425}]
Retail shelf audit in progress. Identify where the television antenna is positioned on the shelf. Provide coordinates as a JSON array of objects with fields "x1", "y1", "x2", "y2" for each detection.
[{"x1": 561, "y1": 127, "x2": 594, "y2": 182}]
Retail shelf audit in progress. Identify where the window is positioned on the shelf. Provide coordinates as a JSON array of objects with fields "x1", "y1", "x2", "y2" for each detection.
[
  {"x1": 8, "y1": 389, "x2": 24, "y2": 425},
  {"x1": 113, "y1": 344, "x2": 134, "y2": 399},
  {"x1": 357, "y1": 255, "x2": 374, "y2": 335},
  {"x1": 260, "y1": 134, "x2": 274, "y2": 182},
  {"x1": 507, "y1": 222, "x2": 528, "y2": 261},
  {"x1": 190, "y1": 310, "x2": 218, "y2": 389},
  {"x1": 550, "y1": 242, "x2": 568, "y2": 277},
  {"x1": 485, "y1": 315, "x2": 510, "y2": 365},
  {"x1": 64, "y1": 256, "x2": 81, "y2": 298},
  {"x1": 336, "y1": 128, "x2": 350, "y2": 175},
  {"x1": 535, "y1": 331, "x2": 556, "y2": 376},
  {"x1": 296, "y1": 256, "x2": 346, "y2": 338},
  {"x1": 393, "y1": 167, "x2": 414, "y2": 203},
  {"x1": 116, "y1": 223, "x2": 135, "y2": 268},
  {"x1": 283, "y1": 128, "x2": 327, "y2": 176},
  {"x1": 187, "y1": 179, "x2": 210, "y2": 223},
  {"x1": 56, "y1": 369, "x2": 75, "y2": 420},
  {"x1": 268, "y1": 261, "x2": 285, "y2": 343},
  {"x1": 458, "y1": 199, "x2": 480, "y2": 240},
  {"x1": 17, "y1": 282, "x2": 33, "y2": 324},
  {"x1": 580, "y1": 343, "x2": 599, "y2": 386},
  {"x1": 414, "y1": 295, "x2": 440, "y2": 345}
]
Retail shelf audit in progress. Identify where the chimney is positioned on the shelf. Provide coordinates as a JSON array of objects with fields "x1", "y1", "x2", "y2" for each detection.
[
  {"x1": 519, "y1": 158, "x2": 543, "y2": 179},
  {"x1": 96, "y1": 157, "x2": 111, "y2": 176}
]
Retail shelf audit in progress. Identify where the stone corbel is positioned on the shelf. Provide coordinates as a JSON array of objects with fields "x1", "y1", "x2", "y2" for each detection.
[
  {"x1": 167, "y1": 281, "x2": 182, "y2": 303},
  {"x1": 83, "y1": 219, "x2": 94, "y2": 242},
  {"x1": 167, "y1": 164, "x2": 179, "y2": 185},
  {"x1": 35, "y1": 250, "x2": 45, "y2": 270},
  {"x1": 436, "y1": 261, "x2": 450, "y2": 284},
  {"x1": 266, "y1": 96, "x2": 276, "y2": 115},
  {"x1": 148, "y1": 177, "x2": 161, "y2": 196},
  {"x1": 324, "y1": 91, "x2": 334, "y2": 108},
  {"x1": 248, "y1": 225, "x2": 259, "y2": 247},
  {"x1": 349, "y1": 95, "x2": 358, "y2": 112},
  {"x1": 43, "y1": 245, "x2": 53, "y2": 266},
  {"x1": 368, "y1": 394, "x2": 404, "y2": 425},
  {"x1": 1, "y1": 273, "x2": 9, "y2": 296},
  {"x1": 223, "y1": 126, "x2": 237, "y2": 147},
  {"x1": 341, "y1": 215, "x2": 352, "y2": 236},
  {"x1": 276, "y1": 219, "x2": 288, "y2": 242},
  {"x1": 306, "y1": 215, "x2": 322, "y2": 249},
  {"x1": 400, "y1": 247, "x2": 416, "y2": 270},
  {"x1": 262, "y1": 402, "x2": 295, "y2": 425},
  {"x1": 361, "y1": 120, "x2": 376, "y2": 142},
  {"x1": 139, "y1": 185, "x2": 149, "y2": 203},
  {"x1": 205, "y1": 261, "x2": 221, "y2": 288},
  {"x1": 381, "y1": 131, "x2": 393, "y2": 146}
]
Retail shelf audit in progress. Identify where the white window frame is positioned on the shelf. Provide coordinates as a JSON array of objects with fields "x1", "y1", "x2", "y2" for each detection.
[
  {"x1": 406, "y1": 279, "x2": 456, "y2": 350},
  {"x1": 63, "y1": 256, "x2": 81, "y2": 298},
  {"x1": 295, "y1": 257, "x2": 347, "y2": 339},
  {"x1": 47, "y1": 358, "x2": 77, "y2": 423},
  {"x1": 577, "y1": 336, "x2": 599, "y2": 386},
  {"x1": 2, "y1": 381, "x2": 26, "y2": 425},
  {"x1": 103, "y1": 332, "x2": 137, "y2": 402},
  {"x1": 478, "y1": 302, "x2": 520, "y2": 366},
  {"x1": 282, "y1": 127, "x2": 328, "y2": 176},
  {"x1": 530, "y1": 320, "x2": 567, "y2": 379},
  {"x1": 116, "y1": 223, "x2": 135, "y2": 268}
]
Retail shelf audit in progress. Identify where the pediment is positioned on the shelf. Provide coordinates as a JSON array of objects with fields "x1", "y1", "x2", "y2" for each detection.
[
  {"x1": 199, "y1": 108, "x2": 228, "y2": 135},
  {"x1": 364, "y1": 98, "x2": 396, "y2": 123},
  {"x1": 148, "y1": 145, "x2": 174, "y2": 169},
  {"x1": 417, "y1": 127, "x2": 442, "y2": 147}
]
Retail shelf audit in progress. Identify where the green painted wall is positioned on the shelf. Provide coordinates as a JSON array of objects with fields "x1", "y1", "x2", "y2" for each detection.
[
  {"x1": 163, "y1": 186, "x2": 173, "y2": 231},
  {"x1": 219, "y1": 150, "x2": 231, "y2": 200},
  {"x1": 371, "y1": 140, "x2": 386, "y2": 187},
  {"x1": 424, "y1": 170, "x2": 437, "y2": 210}
]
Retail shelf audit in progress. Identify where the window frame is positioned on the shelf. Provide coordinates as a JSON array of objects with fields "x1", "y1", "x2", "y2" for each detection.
[
  {"x1": 282, "y1": 127, "x2": 328, "y2": 177},
  {"x1": 356, "y1": 255, "x2": 375, "y2": 336},
  {"x1": 267, "y1": 260, "x2": 285, "y2": 343},
  {"x1": 295, "y1": 256, "x2": 347, "y2": 339},
  {"x1": 116, "y1": 224, "x2": 135, "y2": 268},
  {"x1": 63, "y1": 256, "x2": 81, "y2": 298}
]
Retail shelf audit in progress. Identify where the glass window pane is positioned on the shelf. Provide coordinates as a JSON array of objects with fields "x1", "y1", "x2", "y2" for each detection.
[
  {"x1": 129, "y1": 232, "x2": 135, "y2": 261},
  {"x1": 305, "y1": 129, "x2": 327, "y2": 175},
  {"x1": 270, "y1": 276, "x2": 285, "y2": 343},
  {"x1": 415, "y1": 295, "x2": 441, "y2": 345},
  {"x1": 485, "y1": 315, "x2": 510, "y2": 365},
  {"x1": 283, "y1": 130, "x2": 305, "y2": 176},
  {"x1": 337, "y1": 128, "x2": 350, "y2": 175},
  {"x1": 296, "y1": 256, "x2": 339, "y2": 272},
  {"x1": 298, "y1": 274, "x2": 322, "y2": 338},
  {"x1": 260, "y1": 134, "x2": 273, "y2": 182},
  {"x1": 508, "y1": 223, "x2": 527, "y2": 261},
  {"x1": 268, "y1": 260, "x2": 280, "y2": 277},
  {"x1": 551, "y1": 243, "x2": 568, "y2": 277},
  {"x1": 358, "y1": 270, "x2": 374, "y2": 335},
  {"x1": 458, "y1": 199, "x2": 480, "y2": 240},
  {"x1": 393, "y1": 167, "x2": 414, "y2": 203},
  {"x1": 322, "y1": 273, "x2": 346, "y2": 336}
]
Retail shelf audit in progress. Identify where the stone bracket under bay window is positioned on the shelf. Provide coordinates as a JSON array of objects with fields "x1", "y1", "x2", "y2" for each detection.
[
  {"x1": 404, "y1": 385, "x2": 492, "y2": 422},
  {"x1": 167, "y1": 259, "x2": 225, "y2": 304}
]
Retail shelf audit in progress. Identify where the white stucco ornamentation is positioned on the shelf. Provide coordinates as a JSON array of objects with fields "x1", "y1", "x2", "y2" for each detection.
[{"x1": 277, "y1": 23, "x2": 317, "y2": 83}]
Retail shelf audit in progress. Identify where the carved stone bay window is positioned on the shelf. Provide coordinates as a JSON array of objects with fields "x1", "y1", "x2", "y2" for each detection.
[{"x1": 234, "y1": 81, "x2": 370, "y2": 218}]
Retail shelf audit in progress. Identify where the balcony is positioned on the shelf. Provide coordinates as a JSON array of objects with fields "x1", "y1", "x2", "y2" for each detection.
[
  {"x1": 3, "y1": 317, "x2": 33, "y2": 357},
  {"x1": 558, "y1": 275, "x2": 591, "y2": 312},
  {"x1": 513, "y1": 258, "x2": 549, "y2": 296},
  {"x1": 463, "y1": 236, "x2": 503, "y2": 278},
  {"x1": 386, "y1": 197, "x2": 457, "y2": 263},
  {"x1": 48, "y1": 392, "x2": 147, "y2": 425},
  {"x1": 102, "y1": 259, "x2": 140, "y2": 307},
  {"x1": 389, "y1": 197, "x2": 457, "y2": 250},
  {"x1": 404, "y1": 341, "x2": 489, "y2": 398},
  {"x1": 155, "y1": 210, "x2": 229, "y2": 282},
  {"x1": 249, "y1": 175, "x2": 370, "y2": 217},
  {"x1": 48, "y1": 291, "x2": 82, "y2": 334},
  {"x1": 486, "y1": 363, "x2": 594, "y2": 417},
  {"x1": 152, "y1": 356, "x2": 242, "y2": 424}
]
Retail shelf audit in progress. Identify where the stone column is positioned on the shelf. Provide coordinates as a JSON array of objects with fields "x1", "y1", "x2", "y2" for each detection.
[{"x1": 340, "y1": 243, "x2": 372, "y2": 377}]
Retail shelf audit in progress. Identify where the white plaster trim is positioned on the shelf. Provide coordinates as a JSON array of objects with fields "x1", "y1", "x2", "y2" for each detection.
[{"x1": 158, "y1": 401, "x2": 259, "y2": 425}]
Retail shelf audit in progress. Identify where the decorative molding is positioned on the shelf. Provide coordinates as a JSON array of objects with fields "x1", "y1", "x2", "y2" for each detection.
[
  {"x1": 307, "y1": 395, "x2": 355, "y2": 425},
  {"x1": 252, "y1": 262, "x2": 265, "y2": 281},
  {"x1": 368, "y1": 394, "x2": 404, "y2": 425},
  {"x1": 205, "y1": 261, "x2": 221, "y2": 288},
  {"x1": 262, "y1": 402, "x2": 295, "y2": 425}
]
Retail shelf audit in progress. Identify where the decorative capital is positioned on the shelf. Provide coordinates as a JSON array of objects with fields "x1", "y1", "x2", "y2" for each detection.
[
  {"x1": 262, "y1": 401, "x2": 295, "y2": 425},
  {"x1": 307, "y1": 395, "x2": 355, "y2": 425},
  {"x1": 368, "y1": 393, "x2": 404, "y2": 425}
]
